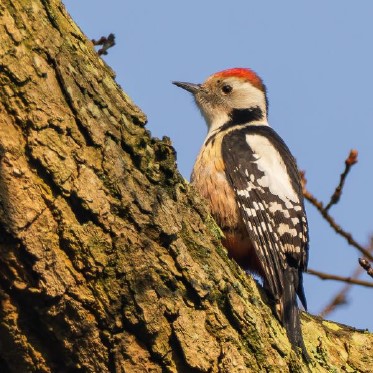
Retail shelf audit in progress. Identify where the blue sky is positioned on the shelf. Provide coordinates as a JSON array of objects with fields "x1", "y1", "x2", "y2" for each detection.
[{"x1": 62, "y1": 1, "x2": 373, "y2": 331}]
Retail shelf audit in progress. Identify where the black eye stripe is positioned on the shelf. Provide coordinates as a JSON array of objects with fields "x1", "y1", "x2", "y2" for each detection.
[{"x1": 222, "y1": 84, "x2": 232, "y2": 94}]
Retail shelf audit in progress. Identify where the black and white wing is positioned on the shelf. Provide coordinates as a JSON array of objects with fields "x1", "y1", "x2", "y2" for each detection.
[{"x1": 221, "y1": 125, "x2": 309, "y2": 308}]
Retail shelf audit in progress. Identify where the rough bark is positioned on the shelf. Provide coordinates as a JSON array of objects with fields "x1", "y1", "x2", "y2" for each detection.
[{"x1": 0, "y1": 1, "x2": 372, "y2": 372}]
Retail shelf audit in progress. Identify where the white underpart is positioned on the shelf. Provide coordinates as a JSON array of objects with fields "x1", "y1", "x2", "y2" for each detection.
[{"x1": 245, "y1": 134, "x2": 299, "y2": 206}]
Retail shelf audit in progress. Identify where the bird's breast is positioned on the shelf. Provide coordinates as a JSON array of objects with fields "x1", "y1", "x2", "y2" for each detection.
[
  {"x1": 191, "y1": 132, "x2": 266, "y2": 273},
  {"x1": 191, "y1": 136, "x2": 239, "y2": 229}
]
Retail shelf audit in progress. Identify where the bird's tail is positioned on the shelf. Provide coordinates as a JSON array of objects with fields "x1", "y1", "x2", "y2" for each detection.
[{"x1": 282, "y1": 268, "x2": 310, "y2": 362}]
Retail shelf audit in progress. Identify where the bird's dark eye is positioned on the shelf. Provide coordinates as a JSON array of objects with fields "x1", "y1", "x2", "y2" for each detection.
[{"x1": 222, "y1": 84, "x2": 232, "y2": 94}]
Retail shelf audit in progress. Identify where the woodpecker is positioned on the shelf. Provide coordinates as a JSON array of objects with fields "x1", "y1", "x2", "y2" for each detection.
[{"x1": 173, "y1": 68, "x2": 310, "y2": 360}]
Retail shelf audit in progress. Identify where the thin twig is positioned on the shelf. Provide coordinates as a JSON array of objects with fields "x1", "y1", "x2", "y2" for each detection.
[
  {"x1": 359, "y1": 258, "x2": 373, "y2": 279},
  {"x1": 320, "y1": 289, "x2": 348, "y2": 317},
  {"x1": 92, "y1": 33, "x2": 116, "y2": 55},
  {"x1": 307, "y1": 268, "x2": 373, "y2": 288},
  {"x1": 324, "y1": 149, "x2": 358, "y2": 211},
  {"x1": 319, "y1": 239, "x2": 373, "y2": 317},
  {"x1": 301, "y1": 150, "x2": 372, "y2": 317},
  {"x1": 300, "y1": 171, "x2": 373, "y2": 261}
]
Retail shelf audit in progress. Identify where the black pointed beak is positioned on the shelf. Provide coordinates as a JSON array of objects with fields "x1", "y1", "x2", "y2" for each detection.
[{"x1": 172, "y1": 81, "x2": 201, "y2": 94}]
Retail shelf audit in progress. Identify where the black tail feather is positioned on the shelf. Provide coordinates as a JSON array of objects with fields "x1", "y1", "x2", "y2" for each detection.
[
  {"x1": 283, "y1": 268, "x2": 310, "y2": 362},
  {"x1": 297, "y1": 270, "x2": 307, "y2": 311}
]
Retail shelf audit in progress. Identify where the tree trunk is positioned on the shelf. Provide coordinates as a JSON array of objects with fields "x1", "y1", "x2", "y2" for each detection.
[{"x1": 0, "y1": 1, "x2": 371, "y2": 372}]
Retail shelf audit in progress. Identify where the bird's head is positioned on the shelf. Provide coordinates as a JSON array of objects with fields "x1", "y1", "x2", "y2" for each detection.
[{"x1": 173, "y1": 68, "x2": 268, "y2": 133}]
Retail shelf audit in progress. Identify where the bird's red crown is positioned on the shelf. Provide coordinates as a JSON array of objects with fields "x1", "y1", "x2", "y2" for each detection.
[{"x1": 211, "y1": 68, "x2": 265, "y2": 93}]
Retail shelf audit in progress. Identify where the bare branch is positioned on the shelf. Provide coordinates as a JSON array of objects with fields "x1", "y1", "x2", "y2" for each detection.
[
  {"x1": 300, "y1": 171, "x2": 373, "y2": 261},
  {"x1": 324, "y1": 149, "x2": 358, "y2": 211},
  {"x1": 359, "y1": 258, "x2": 373, "y2": 279},
  {"x1": 318, "y1": 239, "x2": 373, "y2": 317},
  {"x1": 301, "y1": 152, "x2": 371, "y2": 317},
  {"x1": 92, "y1": 33, "x2": 116, "y2": 55},
  {"x1": 307, "y1": 268, "x2": 373, "y2": 288}
]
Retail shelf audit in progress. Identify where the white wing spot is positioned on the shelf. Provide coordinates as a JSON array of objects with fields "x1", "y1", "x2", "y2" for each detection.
[
  {"x1": 285, "y1": 243, "x2": 300, "y2": 253},
  {"x1": 269, "y1": 201, "x2": 281, "y2": 213},
  {"x1": 243, "y1": 206, "x2": 255, "y2": 218},
  {"x1": 237, "y1": 189, "x2": 251, "y2": 198},
  {"x1": 249, "y1": 208, "x2": 257, "y2": 217},
  {"x1": 285, "y1": 200, "x2": 294, "y2": 209},
  {"x1": 278, "y1": 223, "x2": 297, "y2": 237},
  {"x1": 291, "y1": 217, "x2": 299, "y2": 225},
  {"x1": 269, "y1": 201, "x2": 290, "y2": 218}
]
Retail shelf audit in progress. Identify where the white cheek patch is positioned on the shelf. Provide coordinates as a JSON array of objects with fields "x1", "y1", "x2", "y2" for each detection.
[
  {"x1": 245, "y1": 134, "x2": 300, "y2": 205},
  {"x1": 231, "y1": 81, "x2": 266, "y2": 113}
]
